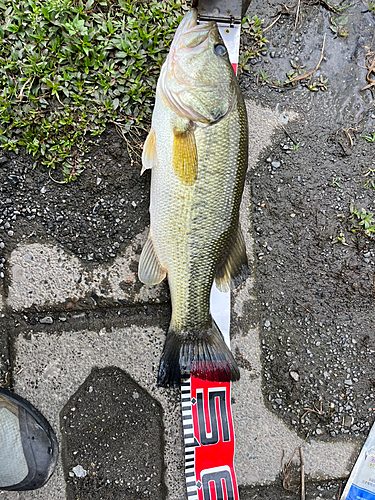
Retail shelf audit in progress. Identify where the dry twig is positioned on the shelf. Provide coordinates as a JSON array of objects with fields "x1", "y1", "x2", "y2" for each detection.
[
  {"x1": 272, "y1": 33, "x2": 326, "y2": 87},
  {"x1": 48, "y1": 167, "x2": 66, "y2": 184},
  {"x1": 295, "y1": 300, "x2": 315, "y2": 318},
  {"x1": 295, "y1": 0, "x2": 301, "y2": 30},
  {"x1": 113, "y1": 121, "x2": 146, "y2": 168},
  {"x1": 282, "y1": 445, "x2": 307, "y2": 497},
  {"x1": 281, "y1": 447, "x2": 300, "y2": 492},
  {"x1": 1, "y1": 372, "x2": 8, "y2": 387},
  {"x1": 360, "y1": 50, "x2": 375, "y2": 95},
  {"x1": 263, "y1": 13, "x2": 282, "y2": 33},
  {"x1": 301, "y1": 400, "x2": 324, "y2": 421},
  {"x1": 342, "y1": 127, "x2": 355, "y2": 146},
  {"x1": 300, "y1": 446, "x2": 305, "y2": 500},
  {"x1": 337, "y1": 484, "x2": 343, "y2": 500},
  {"x1": 334, "y1": 126, "x2": 357, "y2": 155},
  {"x1": 280, "y1": 124, "x2": 299, "y2": 145}
]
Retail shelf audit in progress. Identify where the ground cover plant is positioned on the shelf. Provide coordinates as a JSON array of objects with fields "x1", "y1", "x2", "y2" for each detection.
[{"x1": 0, "y1": 0, "x2": 185, "y2": 181}]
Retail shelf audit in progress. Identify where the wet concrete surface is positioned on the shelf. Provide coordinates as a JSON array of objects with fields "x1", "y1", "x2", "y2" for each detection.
[{"x1": 1, "y1": 1, "x2": 375, "y2": 499}]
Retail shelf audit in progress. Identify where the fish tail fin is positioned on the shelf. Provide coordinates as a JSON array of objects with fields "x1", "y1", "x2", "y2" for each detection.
[{"x1": 157, "y1": 321, "x2": 240, "y2": 387}]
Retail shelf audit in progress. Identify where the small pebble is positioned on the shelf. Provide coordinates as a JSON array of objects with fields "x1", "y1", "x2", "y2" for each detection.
[
  {"x1": 39, "y1": 316, "x2": 53, "y2": 324},
  {"x1": 72, "y1": 465, "x2": 87, "y2": 478},
  {"x1": 290, "y1": 371, "x2": 299, "y2": 382}
]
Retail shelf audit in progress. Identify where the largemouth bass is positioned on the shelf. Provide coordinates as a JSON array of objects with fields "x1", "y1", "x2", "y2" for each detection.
[{"x1": 139, "y1": 9, "x2": 248, "y2": 387}]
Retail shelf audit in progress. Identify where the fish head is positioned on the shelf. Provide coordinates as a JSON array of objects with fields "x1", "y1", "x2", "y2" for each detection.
[{"x1": 159, "y1": 9, "x2": 236, "y2": 124}]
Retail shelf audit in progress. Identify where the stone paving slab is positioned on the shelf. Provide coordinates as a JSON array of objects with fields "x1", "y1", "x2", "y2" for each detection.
[
  {"x1": 0, "y1": 100, "x2": 360, "y2": 499},
  {"x1": 5, "y1": 230, "x2": 162, "y2": 312}
]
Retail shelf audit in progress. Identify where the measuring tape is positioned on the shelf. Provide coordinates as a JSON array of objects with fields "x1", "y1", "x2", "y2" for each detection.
[
  {"x1": 181, "y1": 376, "x2": 239, "y2": 500},
  {"x1": 218, "y1": 23, "x2": 241, "y2": 75}
]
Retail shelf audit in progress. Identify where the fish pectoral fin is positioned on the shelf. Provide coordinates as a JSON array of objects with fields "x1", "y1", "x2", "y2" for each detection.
[
  {"x1": 215, "y1": 223, "x2": 248, "y2": 292},
  {"x1": 141, "y1": 128, "x2": 157, "y2": 175},
  {"x1": 172, "y1": 125, "x2": 197, "y2": 186},
  {"x1": 138, "y1": 234, "x2": 167, "y2": 285}
]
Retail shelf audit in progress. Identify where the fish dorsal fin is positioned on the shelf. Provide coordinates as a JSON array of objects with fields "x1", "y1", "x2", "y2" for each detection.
[
  {"x1": 172, "y1": 122, "x2": 197, "y2": 186},
  {"x1": 138, "y1": 233, "x2": 167, "y2": 285},
  {"x1": 141, "y1": 128, "x2": 157, "y2": 175},
  {"x1": 215, "y1": 224, "x2": 248, "y2": 292}
]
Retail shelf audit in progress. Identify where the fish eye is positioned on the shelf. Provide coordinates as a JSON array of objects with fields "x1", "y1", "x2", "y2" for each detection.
[{"x1": 214, "y1": 44, "x2": 227, "y2": 56}]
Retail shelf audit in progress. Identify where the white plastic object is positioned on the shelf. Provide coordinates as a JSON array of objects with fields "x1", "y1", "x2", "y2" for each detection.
[{"x1": 341, "y1": 421, "x2": 375, "y2": 499}]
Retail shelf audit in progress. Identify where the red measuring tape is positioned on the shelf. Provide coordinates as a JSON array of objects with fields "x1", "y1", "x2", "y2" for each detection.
[
  {"x1": 182, "y1": 376, "x2": 239, "y2": 500},
  {"x1": 181, "y1": 23, "x2": 242, "y2": 500}
]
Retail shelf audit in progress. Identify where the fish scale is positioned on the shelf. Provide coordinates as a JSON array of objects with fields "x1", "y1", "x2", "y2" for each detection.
[
  {"x1": 139, "y1": 8, "x2": 248, "y2": 387},
  {"x1": 151, "y1": 98, "x2": 247, "y2": 331}
]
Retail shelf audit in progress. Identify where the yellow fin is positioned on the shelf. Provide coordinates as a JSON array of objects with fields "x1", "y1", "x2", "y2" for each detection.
[
  {"x1": 141, "y1": 128, "x2": 157, "y2": 175},
  {"x1": 172, "y1": 126, "x2": 197, "y2": 186},
  {"x1": 215, "y1": 224, "x2": 248, "y2": 292},
  {"x1": 138, "y1": 234, "x2": 167, "y2": 285}
]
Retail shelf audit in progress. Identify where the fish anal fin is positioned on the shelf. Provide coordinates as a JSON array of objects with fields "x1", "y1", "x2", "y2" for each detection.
[
  {"x1": 138, "y1": 234, "x2": 166, "y2": 285},
  {"x1": 141, "y1": 128, "x2": 157, "y2": 175},
  {"x1": 215, "y1": 224, "x2": 248, "y2": 292},
  {"x1": 172, "y1": 124, "x2": 197, "y2": 186}
]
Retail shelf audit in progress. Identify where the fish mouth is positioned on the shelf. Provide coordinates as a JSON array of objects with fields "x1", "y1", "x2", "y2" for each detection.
[
  {"x1": 172, "y1": 9, "x2": 216, "y2": 50},
  {"x1": 177, "y1": 8, "x2": 198, "y2": 32}
]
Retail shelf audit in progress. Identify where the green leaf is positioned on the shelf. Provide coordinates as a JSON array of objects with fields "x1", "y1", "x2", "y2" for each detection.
[{"x1": 0, "y1": 0, "x2": 185, "y2": 180}]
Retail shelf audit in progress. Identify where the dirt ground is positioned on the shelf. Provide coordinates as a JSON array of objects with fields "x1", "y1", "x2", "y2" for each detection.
[
  {"x1": 0, "y1": 0, "x2": 375, "y2": 499},
  {"x1": 242, "y1": 0, "x2": 375, "y2": 441}
]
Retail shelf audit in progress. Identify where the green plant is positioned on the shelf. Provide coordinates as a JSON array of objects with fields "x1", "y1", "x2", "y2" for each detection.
[
  {"x1": 364, "y1": 168, "x2": 375, "y2": 190},
  {"x1": 289, "y1": 142, "x2": 300, "y2": 151},
  {"x1": 333, "y1": 232, "x2": 347, "y2": 244},
  {"x1": 239, "y1": 15, "x2": 268, "y2": 72},
  {"x1": 332, "y1": 1, "x2": 355, "y2": 12},
  {"x1": 332, "y1": 177, "x2": 341, "y2": 188},
  {"x1": 364, "y1": 179, "x2": 375, "y2": 189},
  {"x1": 348, "y1": 203, "x2": 375, "y2": 239},
  {"x1": 0, "y1": 0, "x2": 185, "y2": 181},
  {"x1": 284, "y1": 60, "x2": 307, "y2": 85},
  {"x1": 307, "y1": 75, "x2": 329, "y2": 92},
  {"x1": 362, "y1": 132, "x2": 375, "y2": 142},
  {"x1": 286, "y1": 69, "x2": 298, "y2": 82},
  {"x1": 329, "y1": 16, "x2": 349, "y2": 37},
  {"x1": 260, "y1": 70, "x2": 271, "y2": 83}
]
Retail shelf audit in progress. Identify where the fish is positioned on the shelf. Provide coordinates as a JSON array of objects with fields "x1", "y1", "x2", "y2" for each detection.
[{"x1": 139, "y1": 8, "x2": 248, "y2": 387}]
